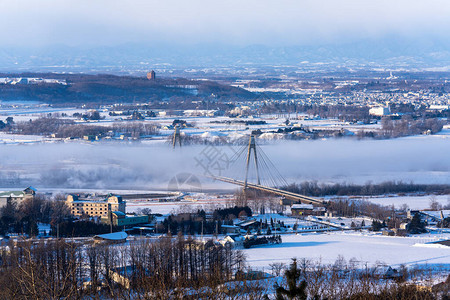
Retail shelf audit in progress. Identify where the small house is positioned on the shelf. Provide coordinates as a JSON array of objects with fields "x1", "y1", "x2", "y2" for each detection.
[
  {"x1": 291, "y1": 204, "x2": 326, "y2": 216},
  {"x1": 236, "y1": 219, "x2": 261, "y2": 232},
  {"x1": 220, "y1": 235, "x2": 245, "y2": 249}
]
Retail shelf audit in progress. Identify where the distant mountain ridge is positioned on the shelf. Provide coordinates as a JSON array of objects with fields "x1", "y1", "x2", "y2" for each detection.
[{"x1": 1, "y1": 38, "x2": 450, "y2": 74}]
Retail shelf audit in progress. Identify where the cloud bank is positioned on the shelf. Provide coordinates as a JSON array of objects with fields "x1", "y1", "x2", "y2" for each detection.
[{"x1": 1, "y1": 0, "x2": 450, "y2": 47}]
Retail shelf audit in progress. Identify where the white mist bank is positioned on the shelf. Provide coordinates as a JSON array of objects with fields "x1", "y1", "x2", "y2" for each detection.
[
  {"x1": 263, "y1": 136, "x2": 450, "y2": 185},
  {"x1": 0, "y1": 134, "x2": 448, "y2": 190}
]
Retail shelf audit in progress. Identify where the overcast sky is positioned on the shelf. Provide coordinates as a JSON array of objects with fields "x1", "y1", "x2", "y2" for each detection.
[{"x1": 1, "y1": 0, "x2": 450, "y2": 47}]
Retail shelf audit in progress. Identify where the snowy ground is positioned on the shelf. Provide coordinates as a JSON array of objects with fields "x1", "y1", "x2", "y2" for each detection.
[
  {"x1": 353, "y1": 194, "x2": 450, "y2": 210},
  {"x1": 243, "y1": 231, "x2": 450, "y2": 270}
]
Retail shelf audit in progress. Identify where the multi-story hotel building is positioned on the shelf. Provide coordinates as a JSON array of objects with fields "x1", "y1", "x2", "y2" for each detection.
[{"x1": 66, "y1": 193, "x2": 125, "y2": 217}]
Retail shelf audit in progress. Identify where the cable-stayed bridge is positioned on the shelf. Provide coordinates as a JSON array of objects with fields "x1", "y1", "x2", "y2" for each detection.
[
  {"x1": 210, "y1": 134, "x2": 326, "y2": 206},
  {"x1": 211, "y1": 175, "x2": 325, "y2": 205}
]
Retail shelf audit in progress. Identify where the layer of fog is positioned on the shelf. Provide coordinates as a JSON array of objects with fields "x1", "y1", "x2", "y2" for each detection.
[{"x1": 0, "y1": 136, "x2": 449, "y2": 192}]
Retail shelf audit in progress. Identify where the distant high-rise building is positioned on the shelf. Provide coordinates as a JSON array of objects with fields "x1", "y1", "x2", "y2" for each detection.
[{"x1": 147, "y1": 70, "x2": 156, "y2": 80}]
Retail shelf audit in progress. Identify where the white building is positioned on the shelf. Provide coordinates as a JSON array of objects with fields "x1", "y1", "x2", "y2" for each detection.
[
  {"x1": 369, "y1": 106, "x2": 391, "y2": 116},
  {"x1": 0, "y1": 187, "x2": 36, "y2": 207}
]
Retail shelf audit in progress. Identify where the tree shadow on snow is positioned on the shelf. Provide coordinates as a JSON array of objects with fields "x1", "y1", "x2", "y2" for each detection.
[{"x1": 258, "y1": 241, "x2": 338, "y2": 248}]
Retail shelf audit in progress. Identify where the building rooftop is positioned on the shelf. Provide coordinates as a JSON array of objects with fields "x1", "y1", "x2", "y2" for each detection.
[
  {"x1": 292, "y1": 204, "x2": 314, "y2": 210},
  {"x1": 94, "y1": 231, "x2": 128, "y2": 241}
]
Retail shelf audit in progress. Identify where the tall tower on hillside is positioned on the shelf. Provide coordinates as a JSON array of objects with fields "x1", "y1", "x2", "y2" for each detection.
[{"x1": 147, "y1": 70, "x2": 156, "y2": 80}]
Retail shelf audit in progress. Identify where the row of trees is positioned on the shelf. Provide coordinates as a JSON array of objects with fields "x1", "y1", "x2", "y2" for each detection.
[
  {"x1": 0, "y1": 193, "x2": 130, "y2": 237},
  {"x1": 3, "y1": 237, "x2": 446, "y2": 299},
  {"x1": 161, "y1": 206, "x2": 252, "y2": 235},
  {"x1": 2, "y1": 116, "x2": 160, "y2": 139},
  {"x1": 283, "y1": 181, "x2": 450, "y2": 197},
  {"x1": 0, "y1": 194, "x2": 70, "y2": 237},
  {"x1": 327, "y1": 199, "x2": 392, "y2": 220},
  {"x1": 0, "y1": 236, "x2": 248, "y2": 299},
  {"x1": 257, "y1": 103, "x2": 371, "y2": 123},
  {"x1": 380, "y1": 116, "x2": 444, "y2": 138}
]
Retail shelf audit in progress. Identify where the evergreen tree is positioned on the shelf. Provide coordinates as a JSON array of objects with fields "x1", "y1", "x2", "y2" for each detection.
[
  {"x1": 371, "y1": 220, "x2": 382, "y2": 231},
  {"x1": 1, "y1": 196, "x2": 17, "y2": 222},
  {"x1": 407, "y1": 213, "x2": 427, "y2": 234},
  {"x1": 275, "y1": 258, "x2": 308, "y2": 300},
  {"x1": 0, "y1": 196, "x2": 18, "y2": 233}
]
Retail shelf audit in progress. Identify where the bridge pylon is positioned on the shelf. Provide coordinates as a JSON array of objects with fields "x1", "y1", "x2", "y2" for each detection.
[
  {"x1": 244, "y1": 134, "x2": 260, "y2": 190},
  {"x1": 172, "y1": 125, "x2": 182, "y2": 148}
]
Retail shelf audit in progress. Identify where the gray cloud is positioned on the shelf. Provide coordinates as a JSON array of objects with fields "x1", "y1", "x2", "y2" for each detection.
[{"x1": 1, "y1": 0, "x2": 450, "y2": 47}]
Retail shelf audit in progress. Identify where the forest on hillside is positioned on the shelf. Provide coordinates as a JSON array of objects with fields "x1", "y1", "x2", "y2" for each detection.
[{"x1": 0, "y1": 73, "x2": 256, "y2": 104}]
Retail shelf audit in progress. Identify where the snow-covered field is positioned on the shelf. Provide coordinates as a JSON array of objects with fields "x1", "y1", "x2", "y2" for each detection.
[
  {"x1": 243, "y1": 231, "x2": 450, "y2": 270},
  {"x1": 354, "y1": 194, "x2": 450, "y2": 210}
]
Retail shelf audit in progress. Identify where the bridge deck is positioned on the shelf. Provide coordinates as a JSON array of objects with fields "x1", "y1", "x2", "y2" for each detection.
[{"x1": 212, "y1": 176, "x2": 326, "y2": 206}]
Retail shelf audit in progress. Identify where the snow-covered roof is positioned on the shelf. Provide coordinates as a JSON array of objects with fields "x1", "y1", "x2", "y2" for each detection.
[
  {"x1": 112, "y1": 211, "x2": 126, "y2": 217},
  {"x1": 237, "y1": 220, "x2": 258, "y2": 227},
  {"x1": 223, "y1": 235, "x2": 244, "y2": 242},
  {"x1": 292, "y1": 204, "x2": 314, "y2": 210},
  {"x1": 94, "y1": 231, "x2": 128, "y2": 241},
  {"x1": 421, "y1": 210, "x2": 450, "y2": 220},
  {"x1": 221, "y1": 225, "x2": 238, "y2": 228},
  {"x1": 0, "y1": 191, "x2": 25, "y2": 197}
]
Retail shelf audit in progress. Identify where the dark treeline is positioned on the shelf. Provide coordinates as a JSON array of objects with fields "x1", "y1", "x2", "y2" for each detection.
[
  {"x1": 327, "y1": 199, "x2": 392, "y2": 220},
  {"x1": 0, "y1": 194, "x2": 70, "y2": 237},
  {"x1": 0, "y1": 236, "x2": 248, "y2": 299},
  {"x1": 0, "y1": 239, "x2": 447, "y2": 299},
  {"x1": 283, "y1": 181, "x2": 450, "y2": 197},
  {"x1": 3, "y1": 116, "x2": 160, "y2": 138},
  {"x1": 213, "y1": 206, "x2": 252, "y2": 221},
  {"x1": 243, "y1": 235, "x2": 282, "y2": 249},
  {"x1": 162, "y1": 206, "x2": 252, "y2": 235},
  {"x1": 55, "y1": 220, "x2": 118, "y2": 237},
  {"x1": 0, "y1": 194, "x2": 115, "y2": 238},
  {"x1": 0, "y1": 73, "x2": 255, "y2": 104},
  {"x1": 258, "y1": 103, "x2": 371, "y2": 123},
  {"x1": 304, "y1": 104, "x2": 371, "y2": 123}
]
